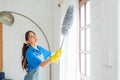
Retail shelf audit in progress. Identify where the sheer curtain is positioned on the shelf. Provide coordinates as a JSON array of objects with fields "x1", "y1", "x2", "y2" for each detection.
[{"x1": 59, "y1": 4, "x2": 80, "y2": 80}]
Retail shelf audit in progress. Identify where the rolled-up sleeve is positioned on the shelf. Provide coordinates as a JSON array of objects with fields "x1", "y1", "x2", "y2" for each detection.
[{"x1": 38, "y1": 46, "x2": 51, "y2": 60}]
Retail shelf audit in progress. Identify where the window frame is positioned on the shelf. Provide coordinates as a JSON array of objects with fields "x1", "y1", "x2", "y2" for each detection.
[{"x1": 78, "y1": 0, "x2": 90, "y2": 80}]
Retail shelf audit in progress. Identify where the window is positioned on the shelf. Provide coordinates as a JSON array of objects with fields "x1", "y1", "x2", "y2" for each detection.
[
  {"x1": 59, "y1": 1, "x2": 90, "y2": 80},
  {"x1": 79, "y1": 0, "x2": 90, "y2": 80}
]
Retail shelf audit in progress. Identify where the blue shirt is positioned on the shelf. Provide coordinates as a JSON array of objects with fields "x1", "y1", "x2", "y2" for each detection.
[{"x1": 26, "y1": 45, "x2": 51, "y2": 72}]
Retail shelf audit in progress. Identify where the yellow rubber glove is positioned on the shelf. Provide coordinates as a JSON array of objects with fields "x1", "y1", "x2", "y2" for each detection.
[
  {"x1": 50, "y1": 48, "x2": 62, "y2": 63},
  {"x1": 52, "y1": 48, "x2": 62, "y2": 63}
]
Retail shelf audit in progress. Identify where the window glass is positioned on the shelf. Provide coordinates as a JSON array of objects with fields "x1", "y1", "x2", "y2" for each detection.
[
  {"x1": 81, "y1": 5, "x2": 85, "y2": 27},
  {"x1": 86, "y1": 2, "x2": 90, "y2": 25}
]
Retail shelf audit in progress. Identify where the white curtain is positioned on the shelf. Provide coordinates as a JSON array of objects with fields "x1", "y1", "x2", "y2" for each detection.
[{"x1": 59, "y1": 2, "x2": 80, "y2": 80}]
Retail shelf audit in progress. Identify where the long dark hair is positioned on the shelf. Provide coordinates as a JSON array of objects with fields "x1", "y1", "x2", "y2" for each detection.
[{"x1": 21, "y1": 31, "x2": 35, "y2": 70}]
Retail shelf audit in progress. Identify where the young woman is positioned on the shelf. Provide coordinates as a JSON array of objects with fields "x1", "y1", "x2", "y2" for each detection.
[{"x1": 21, "y1": 31, "x2": 62, "y2": 80}]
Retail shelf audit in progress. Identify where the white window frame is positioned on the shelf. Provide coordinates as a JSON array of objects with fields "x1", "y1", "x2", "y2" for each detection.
[{"x1": 79, "y1": 0, "x2": 90, "y2": 80}]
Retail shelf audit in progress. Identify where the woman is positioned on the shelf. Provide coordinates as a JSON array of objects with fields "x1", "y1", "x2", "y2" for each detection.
[{"x1": 21, "y1": 31, "x2": 62, "y2": 80}]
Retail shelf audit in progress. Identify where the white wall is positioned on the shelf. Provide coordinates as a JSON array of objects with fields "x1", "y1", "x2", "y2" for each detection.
[
  {"x1": 91, "y1": 0, "x2": 117, "y2": 80},
  {"x1": 118, "y1": 0, "x2": 120, "y2": 80},
  {"x1": 0, "y1": 0, "x2": 53, "y2": 80}
]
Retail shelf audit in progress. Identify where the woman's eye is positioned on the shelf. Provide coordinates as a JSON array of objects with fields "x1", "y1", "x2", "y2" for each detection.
[{"x1": 30, "y1": 36, "x2": 36, "y2": 38}]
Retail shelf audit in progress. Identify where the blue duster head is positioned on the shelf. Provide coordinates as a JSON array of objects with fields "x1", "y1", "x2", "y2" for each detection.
[{"x1": 61, "y1": 5, "x2": 74, "y2": 36}]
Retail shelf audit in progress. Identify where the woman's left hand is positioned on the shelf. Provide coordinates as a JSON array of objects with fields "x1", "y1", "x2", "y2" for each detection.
[{"x1": 50, "y1": 48, "x2": 62, "y2": 63}]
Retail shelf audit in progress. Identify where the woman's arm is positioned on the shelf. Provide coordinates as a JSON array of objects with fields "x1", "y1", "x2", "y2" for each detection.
[
  {"x1": 40, "y1": 59, "x2": 51, "y2": 67},
  {"x1": 40, "y1": 48, "x2": 62, "y2": 67}
]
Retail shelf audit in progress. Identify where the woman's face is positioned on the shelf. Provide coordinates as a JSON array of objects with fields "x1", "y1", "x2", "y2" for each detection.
[{"x1": 27, "y1": 32, "x2": 38, "y2": 45}]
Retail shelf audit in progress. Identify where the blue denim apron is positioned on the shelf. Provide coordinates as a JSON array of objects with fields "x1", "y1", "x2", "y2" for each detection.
[{"x1": 24, "y1": 53, "x2": 44, "y2": 80}]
